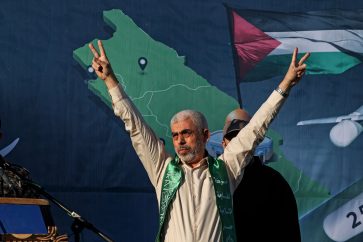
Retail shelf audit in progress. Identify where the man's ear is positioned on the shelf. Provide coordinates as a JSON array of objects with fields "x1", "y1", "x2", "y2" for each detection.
[
  {"x1": 222, "y1": 139, "x2": 227, "y2": 149},
  {"x1": 203, "y1": 129, "x2": 210, "y2": 142}
]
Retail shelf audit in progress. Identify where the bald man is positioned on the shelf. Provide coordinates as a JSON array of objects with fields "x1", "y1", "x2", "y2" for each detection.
[{"x1": 222, "y1": 109, "x2": 301, "y2": 242}]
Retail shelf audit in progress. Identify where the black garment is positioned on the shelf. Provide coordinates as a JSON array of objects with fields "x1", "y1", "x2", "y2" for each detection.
[
  {"x1": 233, "y1": 157, "x2": 301, "y2": 242},
  {"x1": 0, "y1": 155, "x2": 39, "y2": 198}
]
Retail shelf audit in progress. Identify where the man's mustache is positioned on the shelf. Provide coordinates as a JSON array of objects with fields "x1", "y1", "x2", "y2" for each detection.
[{"x1": 178, "y1": 145, "x2": 191, "y2": 151}]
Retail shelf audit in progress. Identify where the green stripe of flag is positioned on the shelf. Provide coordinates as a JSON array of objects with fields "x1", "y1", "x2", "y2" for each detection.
[{"x1": 244, "y1": 52, "x2": 361, "y2": 82}]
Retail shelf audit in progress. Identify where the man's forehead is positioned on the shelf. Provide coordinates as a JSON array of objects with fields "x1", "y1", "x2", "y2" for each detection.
[{"x1": 171, "y1": 118, "x2": 196, "y2": 131}]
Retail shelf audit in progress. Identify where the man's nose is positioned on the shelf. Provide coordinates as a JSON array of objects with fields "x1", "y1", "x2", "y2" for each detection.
[{"x1": 178, "y1": 135, "x2": 186, "y2": 145}]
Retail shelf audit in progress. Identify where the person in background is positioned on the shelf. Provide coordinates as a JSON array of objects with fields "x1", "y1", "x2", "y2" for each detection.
[
  {"x1": 0, "y1": 118, "x2": 38, "y2": 198},
  {"x1": 222, "y1": 109, "x2": 301, "y2": 242}
]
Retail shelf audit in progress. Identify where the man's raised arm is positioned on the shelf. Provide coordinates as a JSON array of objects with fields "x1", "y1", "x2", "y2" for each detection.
[
  {"x1": 222, "y1": 48, "x2": 310, "y2": 189},
  {"x1": 88, "y1": 40, "x2": 170, "y2": 187}
]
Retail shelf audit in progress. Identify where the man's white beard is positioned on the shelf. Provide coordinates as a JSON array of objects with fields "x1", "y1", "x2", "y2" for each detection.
[
  {"x1": 179, "y1": 150, "x2": 196, "y2": 164},
  {"x1": 176, "y1": 139, "x2": 205, "y2": 164}
]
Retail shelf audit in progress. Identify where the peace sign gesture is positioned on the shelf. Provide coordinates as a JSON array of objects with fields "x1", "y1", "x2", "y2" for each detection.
[
  {"x1": 284, "y1": 48, "x2": 310, "y2": 86},
  {"x1": 277, "y1": 48, "x2": 310, "y2": 95},
  {"x1": 89, "y1": 40, "x2": 117, "y2": 88}
]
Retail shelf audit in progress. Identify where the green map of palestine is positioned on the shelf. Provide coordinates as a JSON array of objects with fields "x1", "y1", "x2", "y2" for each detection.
[{"x1": 73, "y1": 9, "x2": 330, "y2": 216}]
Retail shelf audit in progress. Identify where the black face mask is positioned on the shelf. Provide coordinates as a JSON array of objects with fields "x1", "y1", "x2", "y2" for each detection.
[
  {"x1": 224, "y1": 130, "x2": 240, "y2": 142},
  {"x1": 224, "y1": 119, "x2": 249, "y2": 141}
]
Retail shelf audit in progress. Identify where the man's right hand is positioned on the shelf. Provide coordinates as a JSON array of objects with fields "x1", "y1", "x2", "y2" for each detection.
[{"x1": 89, "y1": 40, "x2": 118, "y2": 89}]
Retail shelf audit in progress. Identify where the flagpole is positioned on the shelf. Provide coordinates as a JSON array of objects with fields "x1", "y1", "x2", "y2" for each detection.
[{"x1": 224, "y1": 3, "x2": 243, "y2": 108}]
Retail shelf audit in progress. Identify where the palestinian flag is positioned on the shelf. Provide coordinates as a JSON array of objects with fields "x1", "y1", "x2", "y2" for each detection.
[{"x1": 225, "y1": 7, "x2": 363, "y2": 83}]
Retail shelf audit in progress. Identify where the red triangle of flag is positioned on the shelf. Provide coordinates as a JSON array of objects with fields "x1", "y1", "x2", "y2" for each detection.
[{"x1": 231, "y1": 10, "x2": 281, "y2": 80}]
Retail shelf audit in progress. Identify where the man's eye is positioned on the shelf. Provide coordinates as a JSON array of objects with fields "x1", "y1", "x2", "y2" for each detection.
[{"x1": 181, "y1": 130, "x2": 192, "y2": 136}]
